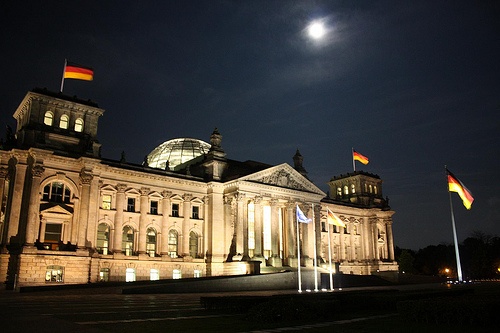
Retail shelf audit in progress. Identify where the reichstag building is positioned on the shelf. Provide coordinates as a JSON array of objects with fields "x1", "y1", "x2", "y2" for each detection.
[{"x1": 0, "y1": 88, "x2": 398, "y2": 289}]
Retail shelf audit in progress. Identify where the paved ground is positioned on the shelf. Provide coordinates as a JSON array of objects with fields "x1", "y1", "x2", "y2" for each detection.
[{"x1": 0, "y1": 283, "x2": 453, "y2": 333}]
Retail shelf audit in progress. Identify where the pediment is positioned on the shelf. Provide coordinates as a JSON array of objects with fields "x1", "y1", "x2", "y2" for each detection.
[
  {"x1": 239, "y1": 163, "x2": 325, "y2": 195},
  {"x1": 40, "y1": 203, "x2": 74, "y2": 215}
]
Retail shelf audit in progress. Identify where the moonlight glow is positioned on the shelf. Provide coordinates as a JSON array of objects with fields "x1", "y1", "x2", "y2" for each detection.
[{"x1": 308, "y1": 21, "x2": 326, "y2": 39}]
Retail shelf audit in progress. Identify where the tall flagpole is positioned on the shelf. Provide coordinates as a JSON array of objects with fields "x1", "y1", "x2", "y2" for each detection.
[
  {"x1": 352, "y1": 147, "x2": 356, "y2": 172},
  {"x1": 448, "y1": 181, "x2": 464, "y2": 282},
  {"x1": 60, "y1": 59, "x2": 67, "y2": 93},
  {"x1": 327, "y1": 217, "x2": 334, "y2": 291},
  {"x1": 312, "y1": 204, "x2": 318, "y2": 292},
  {"x1": 296, "y1": 206, "x2": 302, "y2": 292}
]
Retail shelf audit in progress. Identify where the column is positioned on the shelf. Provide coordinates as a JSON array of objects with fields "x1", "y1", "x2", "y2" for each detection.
[
  {"x1": 373, "y1": 220, "x2": 380, "y2": 260},
  {"x1": 6, "y1": 159, "x2": 28, "y2": 244},
  {"x1": 362, "y1": 217, "x2": 371, "y2": 260},
  {"x1": 0, "y1": 167, "x2": 8, "y2": 245},
  {"x1": 252, "y1": 196, "x2": 263, "y2": 261},
  {"x1": 240, "y1": 195, "x2": 250, "y2": 261},
  {"x1": 386, "y1": 220, "x2": 395, "y2": 261},
  {"x1": 160, "y1": 190, "x2": 171, "y2": 255},
  {"x1": 269, "y1": 199, "x2": 282, "y2": 267},
  {"x1": 113, "y1": 184, "x2": 127, "y2": 253},
  {"x1": 138, "y1": 187, "x2": 150, "y2": 254},
  {"x1": 285, "y1": 202, "x2": 298, "y2": 267},
  {"x1": 182, "y1": 193, "x2": 192, "y2": 256},
  {"x1": 25, "y1": 164, "x2": 44, "y2": 246},
  {"x1": 202, "y1": 196, "x2": 209, "y2": 259},
  {"x1": 339, "y1": 219, "x2": 345, "y2": 261},
  {"x1": 77, "y1": 169, "x2": 93, "y2": 249}
]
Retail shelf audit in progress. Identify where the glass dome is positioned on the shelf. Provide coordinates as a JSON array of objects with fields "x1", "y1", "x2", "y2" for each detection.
[{"x1": 146, "y1": 138, "x2": 211, "y2": 170}]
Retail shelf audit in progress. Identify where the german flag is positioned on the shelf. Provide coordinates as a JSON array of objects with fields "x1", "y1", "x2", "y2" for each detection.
[
  {"x1": 353, "y1": 150, "x2": 369, "y2": 165},
  {"x1": 64, "y1": 61, "x2": 94, "y2": 81},
  {"x1": 447, "y1": 169, "x2": 474, "y2": 210}
]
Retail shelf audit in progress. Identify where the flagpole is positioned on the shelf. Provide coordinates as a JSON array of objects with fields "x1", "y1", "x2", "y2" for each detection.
[
  {"x1": 296, "y1": 206, "x2": 302, "y2": 292},
  {"x1": 352, "y1": 148, "x2": 356, "y2": 172},
  {"x1": 60, "y1": 59, "x2": 67, "y2": 93},
  {"x1": 327, "y1": 216, "x2": 334, "y2": 291},
  {"x1": 312, "y1": 204, "x2": 318, "y2": 292},
  {"x1": 448, "y1": 177, "x2": 464, "y2": 282}
]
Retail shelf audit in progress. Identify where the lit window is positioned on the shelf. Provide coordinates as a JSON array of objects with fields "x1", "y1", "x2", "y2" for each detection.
[
  {"x1": 168, "y1": 230, "x2": 178, "y2": 258},
  {"x1": 59, "y1": 114, "x2": 69, "y2": 129},
  {"x1": 74, "y1": 118, "x2": 84, "y2": 132},
  {"x1": 194, "y1": 269, "x2": 202, "y2": 278},
  {"x1": 369, "y1": 185, "x2": 373, "y2": 193},
  {"x1": 45, "y1": 265, "x2": 64, "y2": 282},
  {"x1": 102, "y1": 194, "x2": 112, "y2": 210},
  {"x1": 150, "y1": 269, "x2": 160, "y2": 281},
  {"x1": 122, "y1": 226, "x2": 134, "y2": 256},
  {"x1": 351, "y1": 184, "x2": 355, "y2": 194},
  {"x1": 146, "y1": 228, "x2": 156, "y2": 257},
  {"x1": 173, "y1": 269, "x2": 182, "y2": 279},
  {"x1": 43, "y1": 182, "x2": 71, "y2": 203},
  {"x1": 125, "y1": 268, "x2": 136, "y2": 282},
  {"x1": 44, "y1": 223, "x2": 62, "y2": 244},
  {"x1": 344, "y1": 185, "x2": 349, "y2": 195},
  {"x1": 97, "y1": 223, "x2": 109, "y2": 255},
  {"x1": 374, "y1": 186, "x2": 378, "y2": 194},
  {"x1": 127, "y1": 198, "x2": 135, "y2": 212},
  {"x1": 171, "y1": 203, "x2": 179, "y2": 217},
  {"x1": 337, "y1": 187, "x2": 342, "y2": 197},
  {"x1": 44, "y1": 111, "x2": 54, "y2": 126},
  {"x1": 150, "y1": 200, "x2": 158, "y2": 215},
  {"x1": 192, "y1": 206, "x2": 199, "y2": 219},
  {"x1": 189, "y1": 231, "x2": 198, "y2": 258},
  {"x1": 99, "y1": 268, "x2": 110, "y2": 282}
]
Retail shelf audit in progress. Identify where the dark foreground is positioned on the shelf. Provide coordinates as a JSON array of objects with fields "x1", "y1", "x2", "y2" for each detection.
[{"x1": 0, "y1": 282, "x2": 499, "y2": 332}]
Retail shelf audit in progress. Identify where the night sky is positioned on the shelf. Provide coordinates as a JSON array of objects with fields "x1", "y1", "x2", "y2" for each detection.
[{"x1": 1, "y1": 1, "x2": 499, "y2": 250}]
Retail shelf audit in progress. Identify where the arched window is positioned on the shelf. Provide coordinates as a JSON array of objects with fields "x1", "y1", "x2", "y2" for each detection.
[
  {"x1": 42, "y1": 182, "x2": 72, "y2": 204},
  {"x1": 189, "y1": 231, "x2": 198, "y2": 258},
  {"x1": 146, "y1": 228, "x2": 157, "y2": 257},
  {"x1": 351, "y1": 184, "x2": 356, "y2": 194},
  {"x1": 344, "y1": 185, "x2": 349, "y2": 195},
  {"x1": 97, "y1": 223, "x2": 110, "y2": 255},
  {"x1": 125, "y1": 268, "x2": 136, "y2": 282},
  {"x1": 337, "y1": 187, "x2": 342, "y2": 197},
  {"x1": 168, "y1": 230, "x2": 178, "y2": 258},
  {"x1": 122, "y1": 226, "x2": 134, "y2": 256},
  {"x1": 59, "y1": 114, "x2": 69, "y2": 129},
  {"x1": 74, "y1": 118, "x2": 84, "y2": 132},
  {"x1": 44, "y1": 111, "x2": 54, "y2": 126}
]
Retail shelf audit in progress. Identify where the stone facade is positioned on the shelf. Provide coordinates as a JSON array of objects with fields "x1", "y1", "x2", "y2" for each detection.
[{"x1": 0, "y1": 89, "x2": 398, "y2": 289}]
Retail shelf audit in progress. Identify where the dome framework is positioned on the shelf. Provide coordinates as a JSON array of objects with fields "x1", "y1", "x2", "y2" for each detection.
[{"x1": 146, "y1": 138, "x2": 211, "y2": 170}]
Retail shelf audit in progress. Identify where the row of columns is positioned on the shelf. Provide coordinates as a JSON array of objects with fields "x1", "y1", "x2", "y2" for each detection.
[{"x1": 226, "y1": 193, "x2": 317, "y2": 267}]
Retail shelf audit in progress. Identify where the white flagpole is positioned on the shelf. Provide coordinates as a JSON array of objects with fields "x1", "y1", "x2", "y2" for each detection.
[
  {"x1": 448, "y1": 183, "x2": 464, "y2": 282},
  {"x1": 352, "y1": 147, "x2": 356, "y2": 172},
  {"x1": 296, "y1": 206, "x2": 302, "y2": 292},
  {"x1": 60, "y1": 59, "x2": 67, "y2": 93},
  {"x1": 327, "y1": 216, "x2": 334, "y2": 291},
  {"x1": 312, "y1": 204, "x2": 318, "y2": 292}
]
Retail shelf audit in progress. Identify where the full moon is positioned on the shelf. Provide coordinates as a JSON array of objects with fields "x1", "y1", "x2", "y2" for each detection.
[{"x1": 308, "y1": 22, "x2": 325, "y2": 39}]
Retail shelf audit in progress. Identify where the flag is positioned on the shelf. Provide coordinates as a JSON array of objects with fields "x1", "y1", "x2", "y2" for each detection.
[
  {"x1": 353, "y1": 150, "x2": 369, "y2": 165},
  {"x1": 326, "y1": 208, "x2": 346, "y2": 228},
  {"x1": 64, "y1": 61, "x2": 94, "y2": 81},
  {"x1": 447, "y1": 169, "x2": 474, "y2": 210},
  {"x1": 296, "y1": 205, "x2": 311, "y2": 223}
]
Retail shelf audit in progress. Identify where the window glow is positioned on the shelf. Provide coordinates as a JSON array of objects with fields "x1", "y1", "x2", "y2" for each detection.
[
  {"x1": 59, "y1": 114, "x2": 69, "y2": 129},
  {"x1": 74, "y1": 118, "x2": 84, "y2": 132}
]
